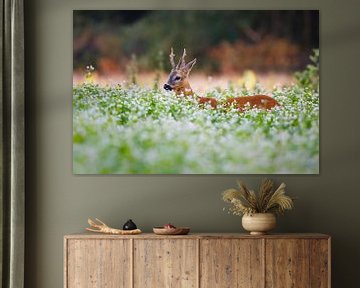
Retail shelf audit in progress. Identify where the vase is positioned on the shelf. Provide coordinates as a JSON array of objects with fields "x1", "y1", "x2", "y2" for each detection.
[
  {"x1": 123, "y1": 219, "x2": 137, "y2": 230},
  {"x1": 242, "y1": 213, "x2": 276, "y2": 235}
]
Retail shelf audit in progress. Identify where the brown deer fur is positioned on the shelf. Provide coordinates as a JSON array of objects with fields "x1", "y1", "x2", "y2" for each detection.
[{"x1": 164, "y1": 48, "x2": 279, "y2": 111}]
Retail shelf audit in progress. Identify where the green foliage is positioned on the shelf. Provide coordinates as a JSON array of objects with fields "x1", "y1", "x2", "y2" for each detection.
[
  {"x1": 295, "y1": 49, "x2": 319, "y2": 91},
  {"x1": 73, "y1": 82, "x2": 319, "y2": 174}
]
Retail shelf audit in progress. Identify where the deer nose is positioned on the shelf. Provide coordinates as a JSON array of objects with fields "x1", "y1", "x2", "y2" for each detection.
[{"x1": 163, "y1": 84, "x2": 172, "y2": 91}]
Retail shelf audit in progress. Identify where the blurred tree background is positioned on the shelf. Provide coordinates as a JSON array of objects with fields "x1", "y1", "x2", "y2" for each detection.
[{"x1": 73, "y1": 10, "x2": 319, "y2": 75}]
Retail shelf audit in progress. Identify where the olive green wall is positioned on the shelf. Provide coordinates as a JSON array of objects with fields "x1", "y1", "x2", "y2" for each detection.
[{"x1": 24, "y1": 0, "x2": 360, "y2": 287}]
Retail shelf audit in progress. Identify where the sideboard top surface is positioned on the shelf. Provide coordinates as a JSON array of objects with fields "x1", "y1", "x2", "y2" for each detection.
[{"x1": 64, "y1": 232, "x2": 330, "y2": 240}]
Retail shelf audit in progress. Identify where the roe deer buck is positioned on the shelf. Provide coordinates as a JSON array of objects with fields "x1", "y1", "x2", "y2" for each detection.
[{"x1": 163, "y1": 48, "x2": 279, "y2": 111}]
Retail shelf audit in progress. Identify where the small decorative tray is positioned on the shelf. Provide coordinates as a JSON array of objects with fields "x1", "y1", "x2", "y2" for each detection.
[{"x1": 153, "y1": 227, "x2": 190, "y2": 235}]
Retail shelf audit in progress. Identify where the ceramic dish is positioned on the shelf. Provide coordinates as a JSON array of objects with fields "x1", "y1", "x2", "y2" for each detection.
[{"x1": 153, "y1": 227, "x2": 190, "y2": 235}]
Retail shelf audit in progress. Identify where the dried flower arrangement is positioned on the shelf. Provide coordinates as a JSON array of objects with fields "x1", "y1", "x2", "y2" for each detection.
[{"x1": 222, "y1": 179, "x2": 294, "y2": 216}]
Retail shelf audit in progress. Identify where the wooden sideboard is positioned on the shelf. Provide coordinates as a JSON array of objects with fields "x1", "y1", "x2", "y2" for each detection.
[{"x1": 64, "y1": 233, "x2": 330, "y2": 288}]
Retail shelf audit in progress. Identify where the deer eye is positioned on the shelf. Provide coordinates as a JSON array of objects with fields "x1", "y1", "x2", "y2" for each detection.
[{"x1": 174, "y1": 76, "x2": 181, "y2": 81}]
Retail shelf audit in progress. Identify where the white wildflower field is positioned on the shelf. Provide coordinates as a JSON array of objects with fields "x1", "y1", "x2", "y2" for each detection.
[{"x1": 73, "y1": 83, "x2": 319, "y2": 174}]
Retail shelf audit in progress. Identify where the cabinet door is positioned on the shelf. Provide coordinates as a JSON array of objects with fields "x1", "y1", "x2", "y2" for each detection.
[
  {"x1": 134, "y1": 239, "x2": 198, "y2": 288},
  {"x1": 266, "y1": 239, "x2": 310, "y2": 288},
  {"x1": 200, "y1": 239, "x2": 264, "y2": 288},
  {"x1": 309, "y1": 239, "x2": 330, "y2": 288},
  {"x1": 66, "y1": 239, "x2": 131, "y2": 288}
]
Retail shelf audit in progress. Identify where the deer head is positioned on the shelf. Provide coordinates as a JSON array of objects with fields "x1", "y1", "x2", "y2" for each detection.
[{"x1": 163, "y1": 48, "x2": 197, "y2": 96}]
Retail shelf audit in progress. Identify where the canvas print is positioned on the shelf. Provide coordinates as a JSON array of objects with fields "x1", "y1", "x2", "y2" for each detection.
[{"x1": 73, "y1": 10, "x2": 319, "y2": 174}]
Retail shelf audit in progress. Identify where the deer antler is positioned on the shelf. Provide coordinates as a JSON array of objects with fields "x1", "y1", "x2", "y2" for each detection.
[
  {"x1": 169, "y1": 47, "x2": 176, "y2": 69},
  {"x1": 86, "y1": 218, "x2": 142, "y2": 235},
  {"x1": 177, "y1": 48, "x2": 187, "y2": 68}
]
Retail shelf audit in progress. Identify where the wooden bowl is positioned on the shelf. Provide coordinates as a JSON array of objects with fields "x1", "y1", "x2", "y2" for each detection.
[{"x1": 153, "y1": 227, "x2": 190, "y2": 235}]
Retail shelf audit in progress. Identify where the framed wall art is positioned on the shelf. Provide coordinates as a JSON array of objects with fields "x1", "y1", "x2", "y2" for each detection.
[{"x1": 73, "y1": 10, "x2": 319, "y2": 174}]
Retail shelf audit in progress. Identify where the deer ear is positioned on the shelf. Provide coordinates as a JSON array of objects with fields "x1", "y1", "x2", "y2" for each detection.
[{"x1": 185, "y1": 58, "x2": 197, "y2": 74}]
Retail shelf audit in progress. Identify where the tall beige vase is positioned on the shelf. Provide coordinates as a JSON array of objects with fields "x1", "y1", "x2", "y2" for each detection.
[{"x1": 242, "y1": 213, "x2": 276, "y2": 235}]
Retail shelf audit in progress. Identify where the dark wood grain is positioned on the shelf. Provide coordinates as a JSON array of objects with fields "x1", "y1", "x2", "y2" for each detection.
[{"x1": 310, "y1": 239, "x2": 330, "y2": 288}]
